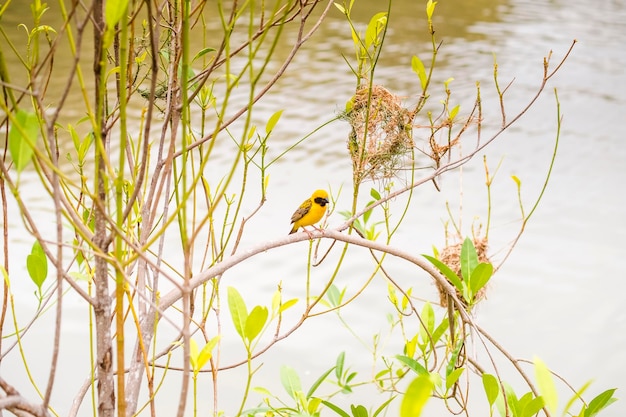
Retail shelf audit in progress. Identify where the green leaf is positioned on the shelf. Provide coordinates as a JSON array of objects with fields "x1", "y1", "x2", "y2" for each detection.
[
  {"x1": 227, "y1": 287, "x2": 248, "y2": 339},
  {"x1": 446, "y1": 367, "x2": 464, "y2": 391},
  {"x1": 370, "y1": 188, "x2": 381, "y2": 200},
  {"x1": 279, "y1": 298, "x2": 298, "y2": 313},
  {"x1": 335, "y1": 351, "x2": 346, "y2": 380},
  {"x1": 583, "y1": 388, "x2": 617, "y2": 417},
  {"x1": 308, "y1": 397, "x2": 322, "y2": 415},
  {"x1": 245, "y1": 305, "x2": 268, "y2": 342},
  {"x1": 520, "y1": 395, "x2": 544, "y2": 417},
  {"x1": 563, "y1": 380, "x2": 592, "y2": 416},
  {"x1": 395, "y1": 355, "x2": 428, "y2": 376},
  {"x1": 105, "y1": 0, "x2": 129, "y2": 28},
  {"x1": 280, "y1": 365, "x2": 302, "y2": 400},
  {"x1": 430, "y1": 316, "x2": 449, "y2": 346},
  {"x1": 482, "y1": 374, "x2": 500, "y2": 407},
  {"x1": 400, "y1": 374, "x2": 433, "y2": 417},
  {"x1": 449, "y1": 104, "x2": 460, "y2": 120},
  {"x1": 405, "y1": 334, "x2": 417, "y2": 358},
  {"x1": 533, "y1": 357, "x2": 558, "y2": 414},
  {"x1": 27, "y1": 240, "x2": 47, "y2": 289},
  {"x1": 422, "y1": 254, "x2": 464, "y2": 292},
  {"x1": 372, "y1": 396, "x2": 395, "y2": 417},
  {"x1": 426, "y1": 0, "x2": 437, "y2": 20},
  {"x1": 192, "y1": 47, "x2": 216, "y2": 62},
  {"x1": 365, "y1": 12, "x2": 387, "y2": 49},
  {"x1": 445, "y1": 340, "x2": 464, "y2": 378},
  {"x1": 418, "y1": 302, "x2": 435, "y2": 345},
  {"x1": 321, "y1": 400, "x2": 351, "y2": 417},
  {"x1": 351, "y1": 404, "x2": 368, "y2": 417},
  {"x1": 306, "y1": 366, "x2": 335, "y2": 399},
  {"x1": 460, "y1": 237, "x2": 479, "y2": 281},
  {"x1": 363, "y1": 200, "x2": 375, "y2": 224},
  {"x1": 197, "y1": 336, "x2": 220, "y2": 371},
  {"x1": 189, "y1": 338, "x2": 199, "y2": 372},
  {"x1": 411, "y1": 55, "x2": 427, "y2": 90},
  {"x1": 265, "y1": 110, "x2": 283, "y2": 134},
  {"x1": 333, "y1": 3, "x2": 346, "y2": 15},
  {"x1": 9, "y1": 109, "x2": 40, "y2": 172},
  {"x1": 328, "y1": 285, "x2": 344, "y2": 307},
  {"x1": 469, "y1": 262, "x2": 493, "y2": 299},
  {"x1": 495, "y1": 382, "x2": 518, "y2": 417}
]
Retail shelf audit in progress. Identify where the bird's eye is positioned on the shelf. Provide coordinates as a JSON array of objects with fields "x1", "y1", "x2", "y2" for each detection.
[{"x1": 315, "y1": 197, "x2": 327, "y2": 206}]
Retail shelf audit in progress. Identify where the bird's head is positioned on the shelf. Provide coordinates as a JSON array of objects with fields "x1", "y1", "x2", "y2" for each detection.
[{"x1": 312, "y1": 189, "x2": 329, "y2": 206}]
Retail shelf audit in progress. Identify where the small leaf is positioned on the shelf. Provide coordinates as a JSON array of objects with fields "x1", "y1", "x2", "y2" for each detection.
[
  {"x1": 370, "y1": 188, "x2": 381, "y2": 200},
  {"x1": 511, "y1": 175, "x2": 521, "y2": 187},
  {"x1": 280, "y1": 365, "x2": 302, "y2": 400},
  {"x1": 495, "y1": 382, "x2": 518, "y2": 417},
  {"x1": 351, "y1": 404, "x2": 368, "y2": 417},
  {"x1": 400, "y1": 374, "x2": 433, "y2": 417},
  {"x1": 405, "y1": 334, "x2": 417, "y2": 358},
  {"x1": 449, "y1": 104, "x2": 460, "y2": 120},
  {"x1": 395, "y1": 355, "x2": 428, "y2": 376},
  {"x1": 419, "y1": 302, "x2": 434, "y2": 345},
  {"x1": 426, "y1": 0, "x2": 437, "y2": 20},
  {"x1": 308, "y1": 397, "x2": 322, "y2": 415},
  {"x1": 365, "y1": 12, "x2": 387, "y2": 49},
  {"x1": 469, "y1": 262, "x2": 493, "y2": 299},
  {"x1": 279, "y1": 298, "x2": 298, "y2": 313},
  {"x1": 321, "y1": 400, "x2": 351, "y2": 417},
  {"x1": 227, "y1": 287, "x2": 248, "y2": 339},
  {"x1": 9, "y1": 109, "x2": 40, "y2": 172},
  {"x1": 583, "y1": 388, "x2": 617, "y2": 417},
  {"x1": 533, "y1": 357, "x2": 558, "y2": 414},
  {"x1": 306, "y1": 366, "x2": 335, "y2": 399},
  {"x1": 460, "y1": 237, "x2": 479, "y2": 281},
  {"x1": 411, "y1": 55, "x2": 427, "y2": 90},
  {"x1": 372, "y1": 396, "x2": 395, "y2": 417},
  {"x1": 105, "y1": 0, "x2": 129, "y2": 28},
  {"x1": 363, "y1": 200, "x2": 375, "y2": 224},
  {"x1": 335, "y1": 351, "x2": 346, "y2": 380},
  {"x1": 192, "y1": 47, "x2": 216, "y2": 62},
  {"x1": 563, "y1": 380, "x2": 592, "y2": 416},
  {"x1": 422, "y1": 254, "x2": 464, "y2": 291},
  {"x1": 333, "y1": 2, "x2": 346, "y2": 15},
  {"x1": 446, "y1": 367, "x2": 464, "y2": 391},
  {"x1": 327, "y1": 285, "x2": 343, "y2": 307},
  {"x1": 189, "y1": 339, "x2": 199, "y2": 372},
  {"x1": 387, "y1": 282, "x2": 398, "y2": 306},
  {"x1": 27, "y1": 241, "x2": 47, "y2": 289},
  {"x1": 245, "y1": 305, "x2": 268, "y2": 342},
  {"x1": 271, "y1": 288, "x2": 281, "y2": 315},
  {"x1": 430, "y1": 317, "x2": 449, "y2": 346},
  {"x1": 265, "y1": 110, "x2": 283, "y2": 134},
  {"x1": 520, "y1": 395, "x2": 544, "y2": 417},
  {"x1": 197, "y1": 336, "x2": 220, "y2": 371},
  {"x1": 482, "y1": 374, "x2": 500, "y2": 406},
  {"x1": 446, "y1": 340, "x2": 464, "y2": 378}
]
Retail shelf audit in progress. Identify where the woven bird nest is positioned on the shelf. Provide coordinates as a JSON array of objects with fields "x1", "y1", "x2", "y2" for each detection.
[
  {"x1": 436, "y1": 236, "x2": 490, "y2": 308},
  {"x1": 345, "y1": 84, "x2": 414, "y2": 183}
]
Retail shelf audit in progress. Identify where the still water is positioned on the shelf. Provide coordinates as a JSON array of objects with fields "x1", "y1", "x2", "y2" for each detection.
[{"x1": 1, "y1": 0, "x2": 624, "y2": 415}]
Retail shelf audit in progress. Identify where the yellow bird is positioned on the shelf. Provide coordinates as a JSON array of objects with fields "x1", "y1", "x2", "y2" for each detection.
[{"x1": 289, "y1": 189, "x2": 330, "y2": 234}]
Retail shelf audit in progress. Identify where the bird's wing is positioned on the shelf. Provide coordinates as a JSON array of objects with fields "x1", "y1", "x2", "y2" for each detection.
[{"x1": 290, "y1": 198, "x2": 312, "y2": 223}]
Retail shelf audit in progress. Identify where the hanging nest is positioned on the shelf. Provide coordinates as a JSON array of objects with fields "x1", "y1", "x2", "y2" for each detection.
[
  {"x1": 436, "y1": 236, "x2": 490, "y2": 309},
  {"x1": 344, "y1": 84, "x2": 414, "y2": 183}
]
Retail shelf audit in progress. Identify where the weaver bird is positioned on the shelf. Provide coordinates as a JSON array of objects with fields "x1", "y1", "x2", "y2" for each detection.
[{"x1": 289, "y1": 189, "x2": 329, "y2": 234}]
